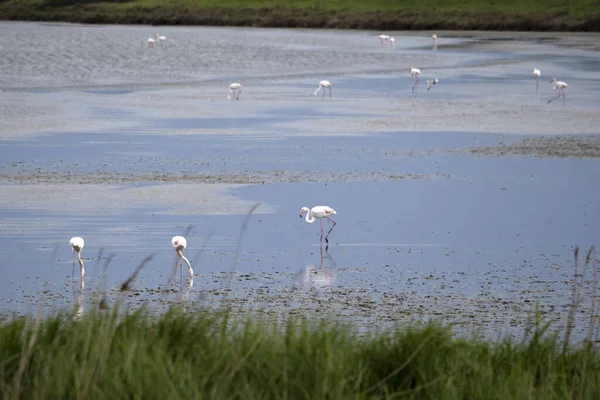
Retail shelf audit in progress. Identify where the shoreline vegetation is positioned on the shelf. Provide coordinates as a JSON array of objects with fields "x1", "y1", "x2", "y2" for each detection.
[
  {"x1": 1, "y1": 309, "x2": 600, "y2": 399},
  {"x1": 1, "y1": 0, "x2": 599, "y2": 31}
]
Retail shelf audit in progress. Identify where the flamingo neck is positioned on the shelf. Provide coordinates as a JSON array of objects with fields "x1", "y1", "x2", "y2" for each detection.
[
  {"x1": 305, "y1": 212, "x2": 316, "y2": 224},
  {"x1": 77, "y1": 252, "x2": 85, "y2": 276},
  {"x1": 177, "y1": 249, "x2": 194, "y2": 276}
]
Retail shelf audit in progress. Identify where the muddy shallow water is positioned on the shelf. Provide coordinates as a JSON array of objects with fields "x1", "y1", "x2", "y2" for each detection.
[{"x1": 1, "y1": 23, "x2": 600, "y2": 342}]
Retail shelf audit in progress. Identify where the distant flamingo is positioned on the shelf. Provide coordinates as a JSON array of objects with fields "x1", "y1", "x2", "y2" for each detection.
[
  {"x1": 299, "y1": 206, "x2": 337, "y2": 246},
  {"x1": 426, "y1": 78, "x2": 439, "y2": 91},
  {"x1": 314, "y1": 80, "x2": 332, "y2": 98},
  {"x1": 156, "y1": 33, "x2": 167, "y2": 42},
  {"x1": 228, "y1": 83, "x2": 242, "y2": 100},
  {"x1": 533, "y1": 68, "x2": 541, "y2": 94},
  {"x1": 547, "y1": 78, "x2": 568, "y2": 105},
  {"x1": 389, "y1": 37, "x2": 395, "y2": 47},
  {"x1": 409, "y1": 67, "x2": 421, "y2": 93},
  {"x1": 69, "y1": 236, "x2": 85, "y2": 278},
  {"x1": 378, "y1": 34, "x2": 390, "y2": 46},
  {"x1": 147, "y1": 37, "x2": 156, "y2": 47},
  {"x1": 171, "y1": 236, "x2": 193, "y2": 277},
  {"x1": 432, "y1": 34, "x2": 438, "y2": 50}
]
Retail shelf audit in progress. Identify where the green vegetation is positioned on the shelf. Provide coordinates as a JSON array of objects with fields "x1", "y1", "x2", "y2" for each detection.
[
  {"x1": 0, "y1": 0, "x2": 599, "y2": 31},
  {"x1": 0, "y1": 307, "x2": 599, "y2": 399}
]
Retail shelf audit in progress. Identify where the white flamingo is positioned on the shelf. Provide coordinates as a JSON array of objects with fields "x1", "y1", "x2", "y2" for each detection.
[
  {"x1": 409, "y1": 67, "x2": 421, "y2": 93},
  {"x1": 389, "y1": 36, "x2": 395, "y2": 47},
  {"x1": 547, "y1": 78, "x2": 568, "y2": 105},
  {"x1": 426, "y1": 78, "x2": 439, "y2": 91},
  {"x1": 432, "y1": 34, "x2": 438, "y2": 50},
  {"x1": 378, "y1": 34, "x2": 390, "y2": 46},
  {"x1": 147, "y1": 37, "x2": 156, "y2": 47},
  {"x1": 299, "y1": 206, "x2": 337, "y2": 245},
  {"x1": 156, "y1": 33, "x2": 167, "y2": 42},
  {"x1": 533, "y1": 68, "x2": 541, "y2": 94},
  {"x1": 171, "y1": 236, "x2": 193, "y2": 277},
  {"x1": 314, "y1": 80, "x2": 332, "y2": 98},
  {"x1": 69, "y1": 236, "x2": 85, "y2": 278},
  {"x1": 228, "y1": 83, "x2": 242, "y2": 100}
]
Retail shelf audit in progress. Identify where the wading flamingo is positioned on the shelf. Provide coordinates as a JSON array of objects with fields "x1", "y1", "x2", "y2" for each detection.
[
  {"x1": 156, "y1": 33, "x2": 167, "y2": 42},
  {"x1": 409, "y1": 67, "x2": 421, "y2": 93},
  {"x1": 378, "y1": 34, "x2": 390, "y2": 46},
  {"x1": 299, "y1": 206, "x2": 337, "y2": 246},
  {"x1": 426, "y1": 78, "x2": 439, "y2": 91},
  {"x1": 533, "y1": 68, "x2": 541, "y2": 94},
  {"x1": 69, "y1": 236, "x2": 85, "y2": 278},
  {"x1": 228, "y1": 83, "x2": 242, "y2": 100},
  {"x1": 432, "y1": 34, "x2": 438, "y2": 50},
  {"x1": 547, "y1": 78, "x2": 568, "y2": 105},
  {"x1": 147, "y1": 37, "x2": 156, "y2": 47},
  {"x1": 389, "y1": 36, "x2": 395, "y2": 46},
  {"x1": 171, "y1": 236, "x2": 193, "y2": 277},
  {"x1": 314, "y1": 80, "x2": 332, "y2": 98}
]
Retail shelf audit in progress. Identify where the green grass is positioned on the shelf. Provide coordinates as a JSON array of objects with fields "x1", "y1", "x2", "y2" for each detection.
[
  {"x1": 1, "y1": 307, "x2": 600, "y2": 399},
  {"x1": 1, "y1": 0, "x2": 600, "y2": 31}
]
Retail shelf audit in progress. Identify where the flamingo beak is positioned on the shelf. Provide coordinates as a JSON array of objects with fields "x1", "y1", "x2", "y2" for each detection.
[{"x1": 299, "y1": 214, "x2": 303, "y2": 218}]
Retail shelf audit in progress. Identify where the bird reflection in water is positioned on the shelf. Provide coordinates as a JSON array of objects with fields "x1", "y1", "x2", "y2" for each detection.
[
  {"x1": 72, "y1": 278, "x2": 85, "y2": 320},
  {"x1": 295, "y1": 245, "x2": 336, "y2": 289}
]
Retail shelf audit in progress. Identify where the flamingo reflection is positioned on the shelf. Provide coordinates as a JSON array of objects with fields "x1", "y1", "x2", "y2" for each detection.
[
  {"x1": 72, "y1": 278, "x2": 85, "y2": 320},
  {"x1": 295, "y1": 245, "x2": 336, "y2": 289}
]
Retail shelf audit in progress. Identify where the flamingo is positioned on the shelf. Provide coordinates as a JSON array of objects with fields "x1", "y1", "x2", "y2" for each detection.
[
  {"x1": 432, "y1": 34, "x2": 438, "y2": 50},
  {"x1": 69, "y1": 237, "x2": 85, "y2": 278},
  {"x1": 156, "y1": 33, "x2": 167, "y2": 42},
  {"x1": 533, "y1": 68, "x2": 541, "y2": 94},
  {"x1": 314, "y1": 80, "x2": 332, "y2": 98},
  {"x1": 171, "y1": 236, "x2": 193, "y2": 277},
  {"x1": 378, "y1": 34, "x2": 390, "y2": 46},
  {"x1": 299, "y1": 206, "x2": 337, "y2": 246},
  {"x1": 389, "y1": 37, "x2": 395, "y2": 47},
  {"x1": 426, "y1": 78, "x2": 439, "y2": 91},
  {"x1": 547, "y1": 78, "x2": 568, "y2": 105},
  {"x1": 228, "y1": 83, "x2": 242, "y2": 100},
  {"x1": 147, "y1": 37, "x2": 156, "y2": 47},
  {"x1": 409, "y1": 67, "x2": 421, "y2": 93}
]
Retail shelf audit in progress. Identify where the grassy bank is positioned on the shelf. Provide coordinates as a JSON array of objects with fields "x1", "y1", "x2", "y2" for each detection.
[
  {"x1": 1, "y1": 0, "x2": 599, "y2": 31},
  {"x1": 0, "y1": 308, "x2": 599, "y2": 399}
]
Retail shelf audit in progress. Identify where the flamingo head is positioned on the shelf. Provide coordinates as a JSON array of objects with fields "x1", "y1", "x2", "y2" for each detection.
[{"x1": 299, "y1": 207, "x2": 309, "y2": 217}]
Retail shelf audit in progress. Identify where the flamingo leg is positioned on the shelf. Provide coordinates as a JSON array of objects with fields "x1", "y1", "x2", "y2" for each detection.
[
  {"x1": 324, "y1": 217, "x2": 337, "y2": 244},
  {"x1": 72, "y1": 250, "x2": 75, "y2": 277},
  {"x1": 319, "y1": 219, "x2": 324, "y2": 242},
  {"x1": 536, "y1": 79, "x2": 539, "y2": 95},
  {"x1": 562, "y1": 89, "x2": 566, "y2": 105},
  {"x1": 329, "y1": 87, "x2": 332, "y2": 98}
]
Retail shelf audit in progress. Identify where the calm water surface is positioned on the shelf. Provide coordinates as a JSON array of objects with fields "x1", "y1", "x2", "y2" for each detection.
[{"x1": 1, "y1": 22, "x2": 600, "y2": 341}]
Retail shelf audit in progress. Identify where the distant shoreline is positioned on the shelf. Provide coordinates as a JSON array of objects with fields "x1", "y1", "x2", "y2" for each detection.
[{"x1": 1, "y1": 5, "x2": 599, "y2": 32}]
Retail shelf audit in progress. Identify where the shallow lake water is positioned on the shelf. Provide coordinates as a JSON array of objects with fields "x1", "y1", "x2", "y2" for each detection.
[{"x1": 1, "y1": 23, "x2": 600, "y2": 342}]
